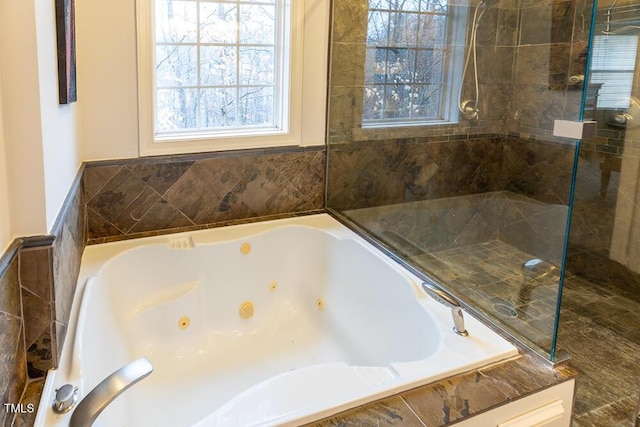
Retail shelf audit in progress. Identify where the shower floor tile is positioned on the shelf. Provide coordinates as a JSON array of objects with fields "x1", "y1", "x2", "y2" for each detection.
[{"x1": 411, "y1": 240, "x2": 561, "y2": 353}]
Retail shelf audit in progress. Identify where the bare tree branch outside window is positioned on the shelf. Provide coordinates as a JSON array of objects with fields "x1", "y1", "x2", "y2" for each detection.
[
  {"x1": 154, "y1": 0, "x2": 279, "y2": 133},
  {"x1": 364, "y1": 0, "x2": 449, "y2": 124}
]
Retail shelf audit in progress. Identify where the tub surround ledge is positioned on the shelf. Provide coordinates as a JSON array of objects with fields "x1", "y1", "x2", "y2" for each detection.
[{"x1": 308, "y1": 351, "x2": 577, "y2": 426}]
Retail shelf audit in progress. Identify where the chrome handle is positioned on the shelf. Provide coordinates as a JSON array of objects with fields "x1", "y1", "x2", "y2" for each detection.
[{"x1": 52, "y1": 384, "x2": 78, "y2": 414}]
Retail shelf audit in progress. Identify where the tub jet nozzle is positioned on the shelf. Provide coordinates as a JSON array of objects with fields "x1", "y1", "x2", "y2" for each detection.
[{"x1": 422, "y1": 282, "x2": 469, "y2": 337}]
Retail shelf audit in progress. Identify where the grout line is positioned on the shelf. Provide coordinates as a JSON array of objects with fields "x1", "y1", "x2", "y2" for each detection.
[{"x1": 400, "y1": 396, "x2": 427, "y2": 427}]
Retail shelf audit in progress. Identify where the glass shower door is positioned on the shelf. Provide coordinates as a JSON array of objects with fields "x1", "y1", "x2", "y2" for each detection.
[
  {"x1": 325, "y1": 0, "x2": 596, "y2": 362},
  {"x1": 558, "y1": 0, "x2": 640, "y2": 421}
]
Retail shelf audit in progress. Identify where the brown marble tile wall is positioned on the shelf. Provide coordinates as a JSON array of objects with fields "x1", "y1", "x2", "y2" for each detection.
[
  {"x1": 328, "y1": 0, "x2": 508, "y2": 146},
  {"x1": 329, "y1": 132, "x2": 578, "y2": 276},
  {"x1": 344, "y1": 192, "x2": 503, "y2": 256},
  {"x1": 327, "y1": 0, "x2": 592, "y2": 143},
  {"x1": 84, "y1": 148, "x2": 325, "y2": 243},
  {"x1": 327, "y1": 135, "x2": 504, "y2": 210},
  {"x1": 345, "y1": 190, "x2": 569, "y2": 265},
  {"x1": 51, "y1": 175, "x2": 86, "y2": 362},
  {"x1": 506, "y1": 0, "x2": 592, "y2": 139},
  {"x1": 19, "y1": 245, "x2": 54, "y2": 379},
  {"x1": 327, "y1": 134, "x2": 577, "y2": 210},
  {"x1": 462, "y1": 2, "x2": 518, "y2": 129},
  {"x1": 16, "y1": 169, "x2": 87, "y2": 382},
  {"x1": 0, "y1": 243, "x2": 27, "y2": 427},
  {"x1": 326, "y1": 0, "x2": 587, "y2": 216},
  {"x1": 501, "y1": 136, "x2": 577, "y2": 204}
]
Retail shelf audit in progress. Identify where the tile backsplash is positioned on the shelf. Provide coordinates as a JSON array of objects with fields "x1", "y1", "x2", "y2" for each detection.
[
  {"x1": 327, "y1": 134, "x2": 576, "y2": 212},
  {"x1": 0, "y1": 245, "x2": 26, "y2": 427},
  {"x1": 85, "y1": 147, "x2": 326, "y2": 243},
  {"x1": 19, "y1": 245, "x2": 54, "y2": 378},
  {"x1": 10, "y1": 170, "x2": 87, "y2": 390}
]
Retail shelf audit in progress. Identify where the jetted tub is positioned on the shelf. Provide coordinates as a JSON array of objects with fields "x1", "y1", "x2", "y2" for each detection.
[{"x1": 36, "y1": 214, "x2": 517, "y2": 426}]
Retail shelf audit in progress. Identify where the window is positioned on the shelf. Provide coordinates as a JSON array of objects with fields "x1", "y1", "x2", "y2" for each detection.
[
  {"x1": 590, "y1": 34, "x2": 639, "y2": 110},
  {"x1": 362, "y1": 0, "x2": 463, "y2": 127},
  {"x1": 136, "y1": 0, "x2": 328, "y2": 155}
]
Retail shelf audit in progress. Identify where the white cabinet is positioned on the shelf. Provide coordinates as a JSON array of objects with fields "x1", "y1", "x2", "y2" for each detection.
[{"x1": 454, "y1": 380, "x2": 575, "y2": 427}]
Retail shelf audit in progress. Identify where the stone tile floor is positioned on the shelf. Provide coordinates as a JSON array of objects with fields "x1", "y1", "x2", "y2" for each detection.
[
  {"x1": 410, "y1": 240, "x2": 640, "y2": 426},
  {"x1": 559, "y1": 275, "x2": 640, "y2": 426}
]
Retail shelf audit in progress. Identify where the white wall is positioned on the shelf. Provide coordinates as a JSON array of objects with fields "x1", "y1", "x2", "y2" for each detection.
[
  {"x1": 301, "y1": 0, "x2": 330, "y2": 147},
  {"x1": 0, "y1": 0, "x2": 48, "y2": 238},
  {"x1": 0, "y1": 84, "x2": 13, "y2": 252},
  {"x1": 0, "y1": 0, "x2": 82, "y2": 240},
  {"x1": 35, "y1": 0, "x2": 81, "y2": 231},
  {"x1": 75, "y1": 0, "x2": 139, "y2": 161}
]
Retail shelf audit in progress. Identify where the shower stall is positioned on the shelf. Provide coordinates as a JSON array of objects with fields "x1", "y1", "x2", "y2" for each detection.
[{"x1": 325, "y1": 0, "x2": 597, "y2": 361}]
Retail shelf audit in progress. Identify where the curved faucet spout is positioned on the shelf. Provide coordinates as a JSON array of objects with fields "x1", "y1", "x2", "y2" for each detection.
[
  {"x1": 421, "y1": 282, "x2": 469, "y2": 337},
  {"x1": 69, "y1": 358, "x2": 153, "y2": 427}
]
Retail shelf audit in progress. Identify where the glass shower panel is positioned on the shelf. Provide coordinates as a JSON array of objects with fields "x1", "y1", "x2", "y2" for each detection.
[
  {"x1": 565, "y1": 0, "x2": 640, "y2": 338},
  {"x1": 550, "y1": 0, "x2": 640, "y2": 418},
  {"x1": 326, "y1": 0, "x2": 592, "y2": 360}
]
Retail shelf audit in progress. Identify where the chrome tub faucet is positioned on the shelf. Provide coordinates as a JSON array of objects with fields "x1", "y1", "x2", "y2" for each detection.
[{"x1": 422, "y1": 281, "x2": 469, "y2": 337}]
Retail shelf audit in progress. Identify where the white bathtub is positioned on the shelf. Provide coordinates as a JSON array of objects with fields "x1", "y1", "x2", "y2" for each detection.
[{"x1": 36, "y1": 214, "x2": 517, "y2": 427}]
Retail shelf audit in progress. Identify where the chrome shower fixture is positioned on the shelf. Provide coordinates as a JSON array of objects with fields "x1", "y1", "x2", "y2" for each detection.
[
  {"x1": 459, "y1": 99, "x2": 479, "y2": 120},
  {"x1": 458, "y1": 0, "x2": 500, "y2": 120}
]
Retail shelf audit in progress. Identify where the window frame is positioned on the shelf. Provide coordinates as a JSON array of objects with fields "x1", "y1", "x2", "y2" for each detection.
[{"x1": 136, "y1": 0, "x2": 327, "y2": 156}]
